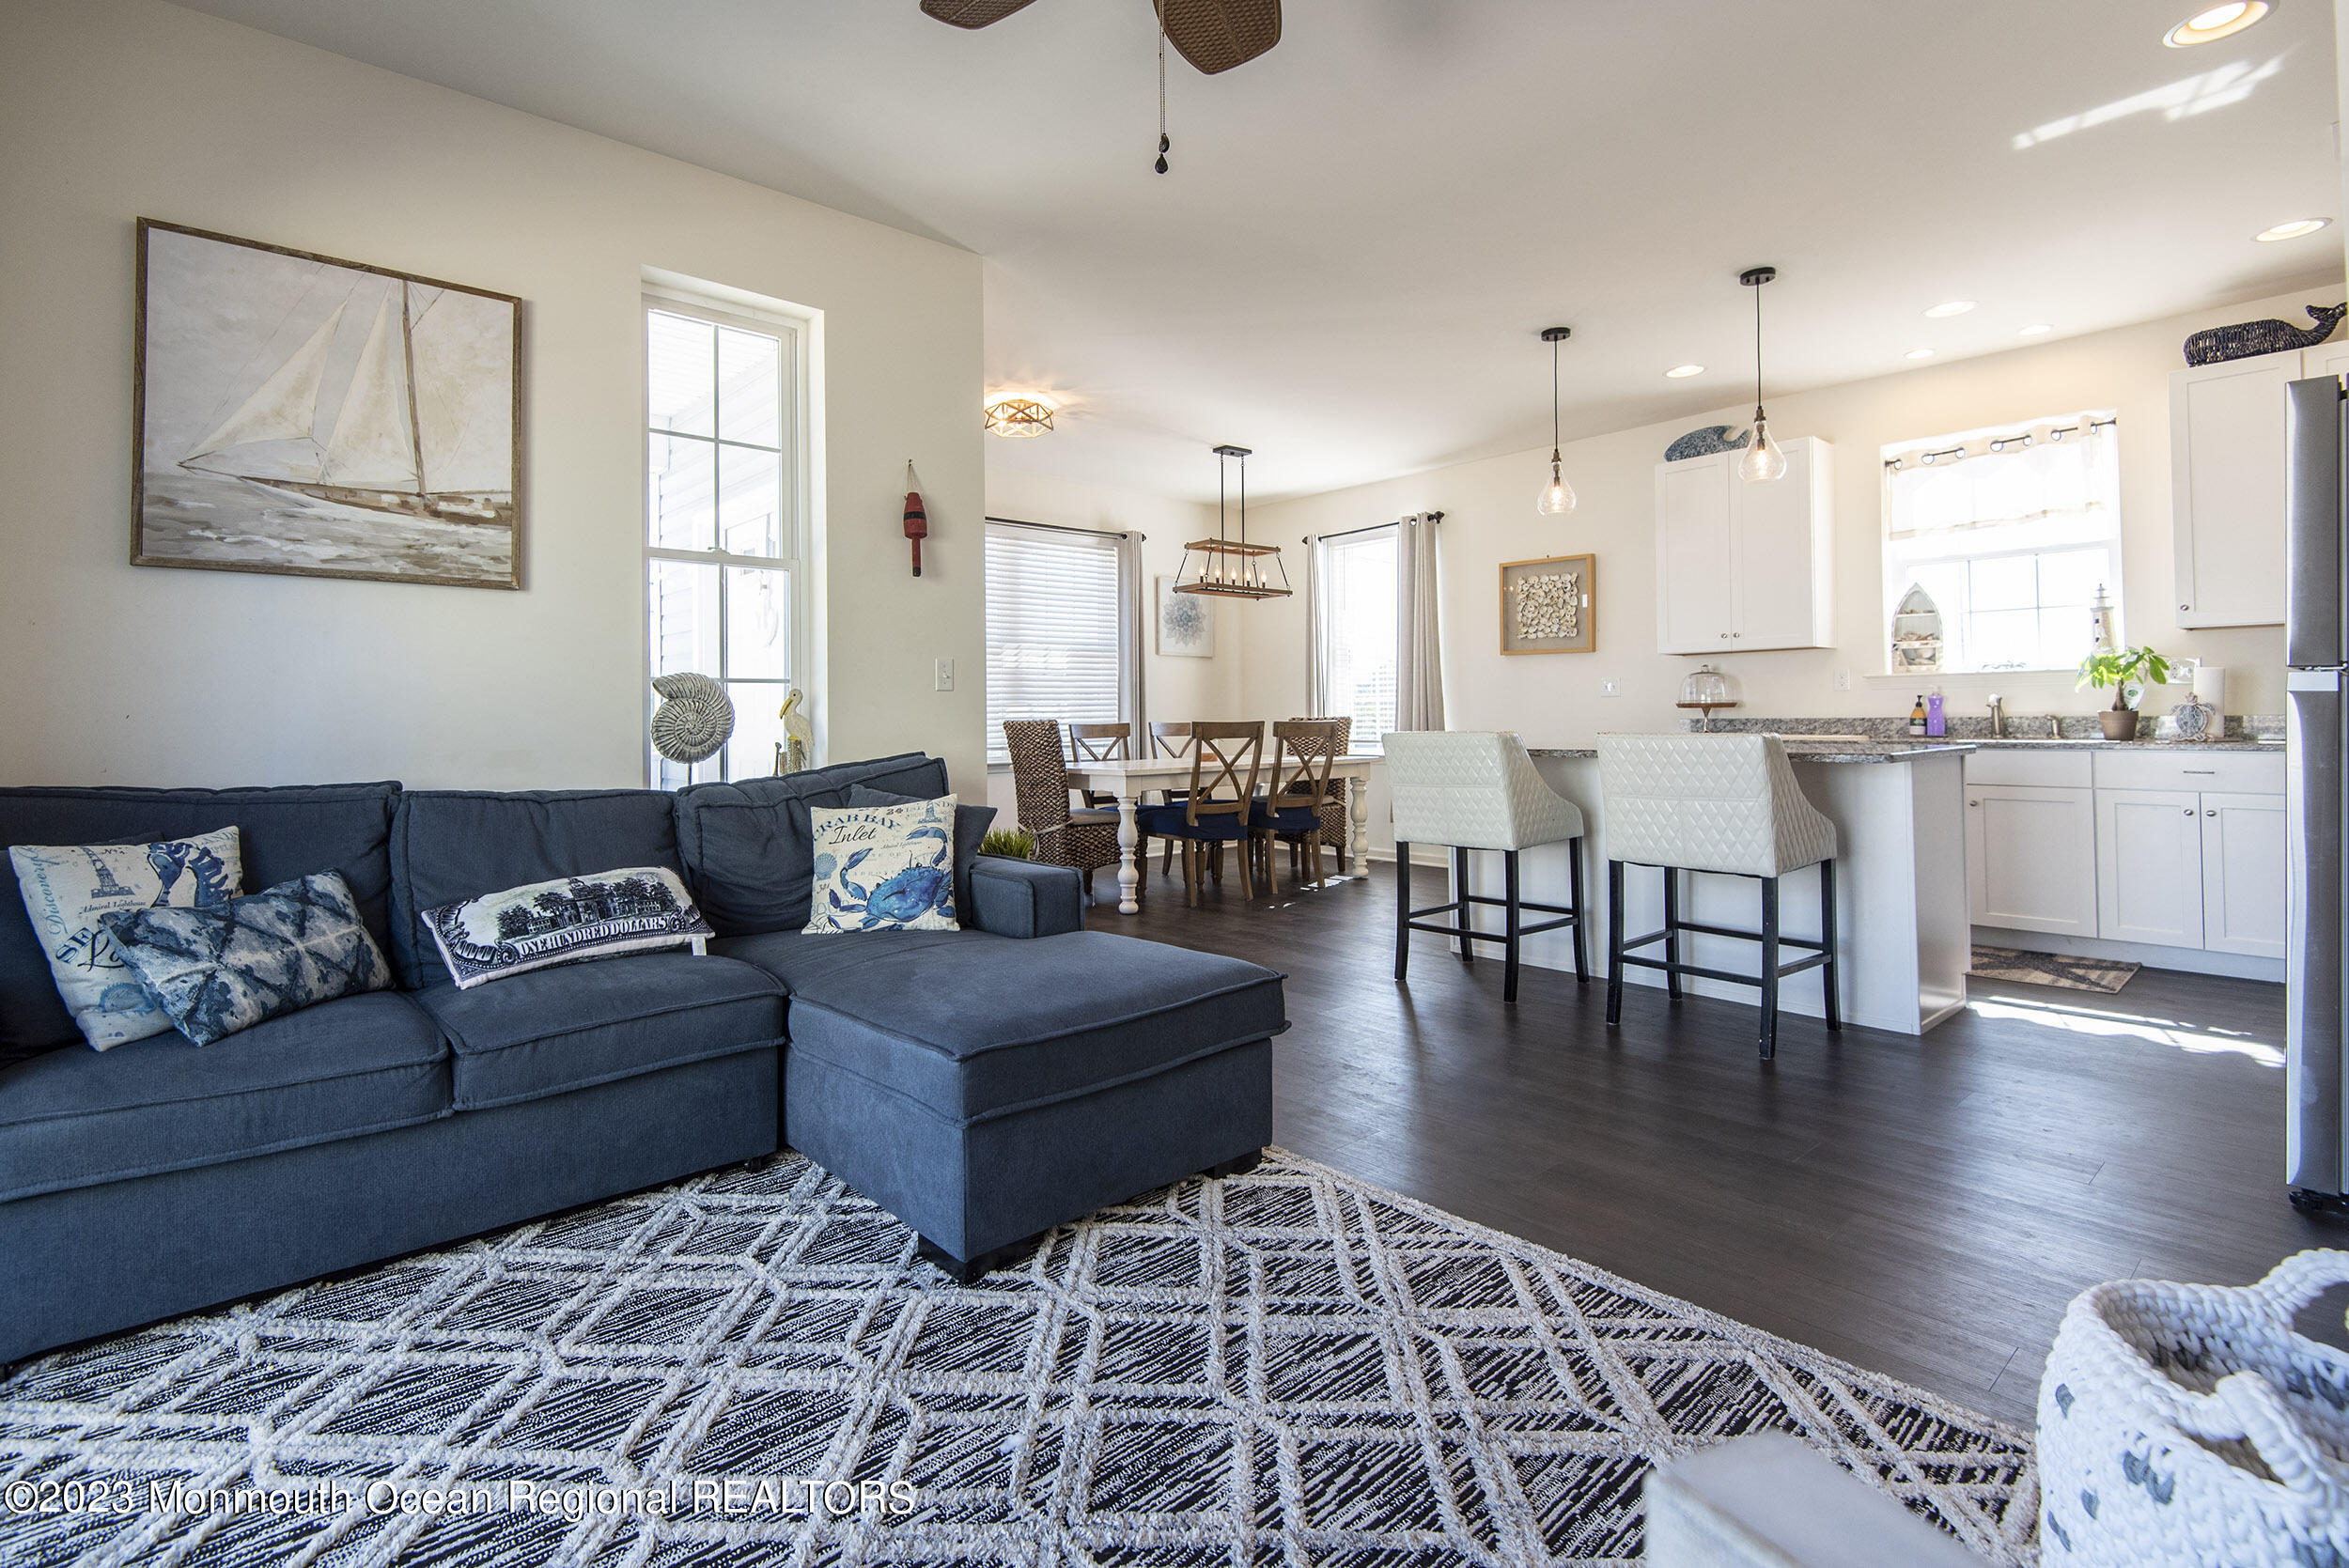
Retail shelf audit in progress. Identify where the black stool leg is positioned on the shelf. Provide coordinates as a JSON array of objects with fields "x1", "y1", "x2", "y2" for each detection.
[
  {"x1": 1503, "y1": 849, "x2": 1522, "y2": 1003},
  {"x1": 1394, "y1": 843, "x2": 1412, "y2": 984},
  {"x1": 1759, "y1": 876, "x2": 1781, "y2": 1061},
  {"x1": 1605, "y1": 859, "x2": 1626, "y2": 1026},
  {"x1": 1820, "y1": 858, "x2": 1842, "y2": 1032},
  {"x1": 1454, "y1": 846, "x2": 1474, "y2": 963},
  {"x1": 1567, "y1": 835, "x2": 1590, "y2": 984},
  {"x1": 1661, "y1": 867, "x2": 1683, "y2": 1001}
]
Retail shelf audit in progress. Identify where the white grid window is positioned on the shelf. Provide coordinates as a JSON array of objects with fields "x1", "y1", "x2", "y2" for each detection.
[
  {"x1": 1318, "y1": 527, "x2": 1398, "y2": 753},
  {"x1": 644, "y1": 295, "x2": 805, "y2": 786},
  {"x1": 985, "y1": 522, "x2": 1128, "y2": 765},
  {"x1": 1883, "y1": 414, "x2": 2121, "y2": 675}
]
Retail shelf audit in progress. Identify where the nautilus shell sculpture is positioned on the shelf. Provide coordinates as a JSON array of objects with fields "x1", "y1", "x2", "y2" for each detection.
[{"x1": 649, "y1": 673, "x2": 735, "y2": 764}]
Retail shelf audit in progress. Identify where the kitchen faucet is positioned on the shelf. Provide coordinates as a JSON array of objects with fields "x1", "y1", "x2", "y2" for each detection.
[{"x1": 1986, "y1": 694, "x2": 2003, "y2": 738}]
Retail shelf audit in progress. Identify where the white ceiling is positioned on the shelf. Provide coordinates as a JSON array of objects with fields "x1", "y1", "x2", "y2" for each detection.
[{"x1": 177, "y1": 0, "x2": 2347, "y2": 502}]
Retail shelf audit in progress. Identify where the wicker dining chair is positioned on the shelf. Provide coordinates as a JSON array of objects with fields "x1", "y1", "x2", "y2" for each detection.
[
  {"x1": 1003, "y1": 720, "x2": 1123, "y2": 902},
  {"x1": 1285, "y1": 715, "x2": 1354, "y2": 873}
]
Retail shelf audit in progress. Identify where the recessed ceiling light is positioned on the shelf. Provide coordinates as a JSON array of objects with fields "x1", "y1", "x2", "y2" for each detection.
[
  {"x1": 2018, "y1": 323, "x2": 2054, "y2": 336},
  {"x1": 1664, "y1": 364, "x2": 1705, "y2": 379},
  {"x1": 1923, "y1": 301, "x2": 1976, "y2": 318},
  {"x1": 1906, "y1": 348, "x2": 1937, "y2": 361},
  {"x1": 2164, "y1": 1, "x2": 2270, "y2": 47},
  {"x1": 2256, "y1": 218, "x2": 2332, "y2": 242}
]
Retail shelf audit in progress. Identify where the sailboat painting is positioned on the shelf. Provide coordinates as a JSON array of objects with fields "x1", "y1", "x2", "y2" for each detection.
[{"x1": 132, "y1": 221, "x2": 521, "y2": 589}]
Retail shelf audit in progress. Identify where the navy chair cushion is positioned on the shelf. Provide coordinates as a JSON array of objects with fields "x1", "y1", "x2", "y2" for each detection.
[
  {"x1": 389, "y1": 789, "x2": 682, "y2": 989},
  {"x1": 0, "y1": 989, "x2": 448, "y2": 1203},
  {"x1": 409, "y1": 951, "x2": 783, "y2": 1110},
  {"x1": 724, "y1": 928, "x2": 1285, "y2": 1125},
  {"x1": 1136, "y1": 804, "x2": 1251, "y2": 841},
  {"x1": 672, "y1": 754, "x2": 950, "y2": 937},
  {"x1": 1250, "y1": 800, "x2": 1323, "y2": 833},
  {"x1": 0, "y1": 782, "x2": 401, "y2": 1060}
]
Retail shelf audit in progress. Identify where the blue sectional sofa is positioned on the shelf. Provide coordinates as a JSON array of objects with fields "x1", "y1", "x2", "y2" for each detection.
[{"x1": 0, "y1": 753, "x2": 1283, "y2": 1364}]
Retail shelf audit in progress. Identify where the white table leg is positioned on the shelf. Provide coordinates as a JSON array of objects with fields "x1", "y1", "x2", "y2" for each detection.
[
  {"x1": 1348, "y1": 774, "x2": 1369, "y2": 873},
  {"x1": 1116, "y1": 790, "x2": 1142, "y2": 915}
]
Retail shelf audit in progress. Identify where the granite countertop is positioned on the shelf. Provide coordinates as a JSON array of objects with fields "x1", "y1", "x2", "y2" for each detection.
[
  {"x1": 1962, "y1": 737, "x2": 2284, "y2": 753},
  {"x1": 1527, "y1": 741, "x2": 1975, "y2": 765}
]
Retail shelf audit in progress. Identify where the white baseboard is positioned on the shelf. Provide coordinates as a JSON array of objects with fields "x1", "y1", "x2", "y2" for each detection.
[{"x1": 1972, "y1": 925, "x2": 2284, "y2": 984}]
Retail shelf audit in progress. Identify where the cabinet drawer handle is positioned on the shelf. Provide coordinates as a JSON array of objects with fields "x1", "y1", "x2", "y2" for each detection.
[
  {"x1": 2208, "y1": 810, "x2": 2218, "y2": 816},
  {"x1": 2184, "y1": 768, "x2": 2216, "y2": 774},
  {"x1": 1968, "y1": 799, "x2": 1980, "y2": 806}
]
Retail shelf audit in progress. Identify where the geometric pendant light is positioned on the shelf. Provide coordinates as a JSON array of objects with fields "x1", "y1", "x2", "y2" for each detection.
[
  {"x1": 1534, "y1": 326, "x2": 1578, "y2": 516},
  {"x1": 1737, "y1": 267, "x2": 1789, "y2": 483}
]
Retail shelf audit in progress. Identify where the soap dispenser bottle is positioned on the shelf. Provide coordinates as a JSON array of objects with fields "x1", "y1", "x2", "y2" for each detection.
[
  {"x1": 1926, "y1": 688, "x2": 1946, "y2": 737},
  {"x1": 1909, "y1": 695, "x2": 1927, "y2": 737}
]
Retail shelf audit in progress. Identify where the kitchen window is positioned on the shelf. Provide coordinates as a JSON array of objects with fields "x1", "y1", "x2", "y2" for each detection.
[
  {"x1": 644, "y1": 291, "x2": 808, "y2": 786},
  {"x1": 1315, "y1": 525, "x2": 1399, "y2": 753},
  {"x1": 985, "y1": 520, "x2": 1130, "y2": 765},
  {"x1": 1881, "y1": 413, "x2": 2121, "y2": 675}
]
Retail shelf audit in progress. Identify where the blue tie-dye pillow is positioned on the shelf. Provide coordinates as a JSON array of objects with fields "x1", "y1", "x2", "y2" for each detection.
[
  {"x1": 802, "y1": 795, "x2": 962, "y2": 933},
  {"x1": 101, "y1": 871, "x2": 392, "y2": 1046}
]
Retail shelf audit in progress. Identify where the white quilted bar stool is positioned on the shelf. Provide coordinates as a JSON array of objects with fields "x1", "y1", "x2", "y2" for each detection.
[
  {"x1": 1595, "y1": 734, "x2": 1841, "y2": 1060},
  {"x1": 1383, "y1": 731, "x2": 1589, "y2": 1003}
]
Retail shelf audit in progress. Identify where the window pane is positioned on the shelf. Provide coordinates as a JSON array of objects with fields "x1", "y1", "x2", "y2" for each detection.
[
  {"x1": 649, "y1": 558, "x2": 720, "y2": 678},
  {"x1": 646, "y1": 312, "x2": 715, "y2": 437},
  {"x1": 1968, "y1": 608, "x2": 2038, "y2": 671},
  {"x1": 718, "y1": 327, "x2": 782, "y2": 448},
  {"x1": 2038, "y1": 547, "x2": 2109, "y2": 609},
  {"x1": 722, "y1": 683, "x2": 792, "y2": 782},
  {"x1": 719, "y1": 444, "x2": 782, "y2": 559},
  {"x1": 984, "y1": 526, "x2": 1124, "y2": 764},
  {"x1": 649, "y1": 434, "x2": 714, "y2": 551},
  {"x1": 1968, "y1": 554, "x2": 2037, "y2": 613},
  {"x1": 1322, "y1": 530, "x2": 1398, "y2": 753},
  {"x1": 724, "y1": 565, "x2": 790, "y2": 681},
  {"x1": 2040, "y1": 607, "x2": 2094, "y2": 670}
]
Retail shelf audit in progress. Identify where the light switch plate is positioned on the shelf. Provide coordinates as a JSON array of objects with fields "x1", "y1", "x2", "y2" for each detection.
[
  {"x1": 934, "y1": 658, "x2": 955, "y2": 691},
  {"x1": 1599, "y1": 678, "x2": 1621, "y2": 698}
]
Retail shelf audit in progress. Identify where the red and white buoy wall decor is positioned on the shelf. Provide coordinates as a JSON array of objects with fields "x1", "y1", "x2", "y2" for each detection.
[{"x1": 902, "y1": 460, "x2": 928, "y2": 578}]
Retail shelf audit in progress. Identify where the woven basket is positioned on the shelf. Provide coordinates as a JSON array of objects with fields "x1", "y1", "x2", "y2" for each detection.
[{"x1": 2037, "y1": 1250, "x2": 2349, "y2": 1564}]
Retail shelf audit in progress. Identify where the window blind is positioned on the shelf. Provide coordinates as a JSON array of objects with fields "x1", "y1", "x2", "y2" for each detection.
[{"x1": 986, "y1": 522, "x2": 1127, "y2": 763}]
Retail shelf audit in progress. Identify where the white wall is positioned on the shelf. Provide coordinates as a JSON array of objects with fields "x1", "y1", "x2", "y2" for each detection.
[
  {"x1": 979, "y1": 467, "x2": 1236, "y2": 819},
  {"x1": 0, "y1": 0, "x2": 986, "y2": 794},
  {"x1": 1238, "y1": 286, "x2": 2331, "y2": 790}
]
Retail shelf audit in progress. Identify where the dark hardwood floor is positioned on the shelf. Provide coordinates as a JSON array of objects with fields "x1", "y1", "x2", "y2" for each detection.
[{"x1": 1089, "y1": 858, "x2": 2329, "y2": 1430}]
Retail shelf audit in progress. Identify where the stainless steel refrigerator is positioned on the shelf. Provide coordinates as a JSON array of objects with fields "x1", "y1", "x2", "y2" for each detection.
[{"x1": 2285, "y1": 374, "x2": 2349, "y2": 1209}]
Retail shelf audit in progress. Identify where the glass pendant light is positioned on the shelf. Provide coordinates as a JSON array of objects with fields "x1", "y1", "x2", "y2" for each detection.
[
  {"x1": 1535, "y1": 326, "x2": 1577, "y2": 515},
  {"x1": 1737, "y1": 267, "x2": 1788, "y2": 483}
]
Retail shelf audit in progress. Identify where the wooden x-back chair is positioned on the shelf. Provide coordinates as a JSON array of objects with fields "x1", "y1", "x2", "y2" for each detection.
[
  {"x1": 1138, "y1": 722, "x2": 1264, "y2": 906},
  {"x1": 1253, "y1": 719, "x2": 1344, "y2": 897}
]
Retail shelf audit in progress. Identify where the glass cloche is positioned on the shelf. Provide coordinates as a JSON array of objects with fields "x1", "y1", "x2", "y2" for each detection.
[{"x1": 1676, "y1": 665, "x2": 1737, "y2": 731}]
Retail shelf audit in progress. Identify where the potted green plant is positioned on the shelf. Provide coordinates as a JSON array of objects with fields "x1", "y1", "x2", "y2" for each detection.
[
  {"x1": 979, "y1": 825, "x2": 1037, "y2": 861},
  {"x1": 2077, "y1": 644, "x2": 2173, "y2": 741}
]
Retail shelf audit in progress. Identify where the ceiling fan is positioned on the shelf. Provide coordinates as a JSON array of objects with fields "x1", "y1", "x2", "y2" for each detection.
[
  {"x1": 919, "y1": 0, "x2": 1282, "y2": 75},
  {"x1": 921, "y1": 0, "x2": 1282, "y2": 171}
]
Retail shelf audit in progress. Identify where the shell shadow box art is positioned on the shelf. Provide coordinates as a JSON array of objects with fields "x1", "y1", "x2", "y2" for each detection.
[
  {"x1": 132, "y1": 220, "x2": 521, "y2": 589},
  {"x1": 1500, "y1": 554, "x2": 1595, "y2": 655}
]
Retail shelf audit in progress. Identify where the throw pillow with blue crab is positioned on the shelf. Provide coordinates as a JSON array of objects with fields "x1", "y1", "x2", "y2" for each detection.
[{"x1": 801, "y1": 795, "x2": 963, "y2": 933}]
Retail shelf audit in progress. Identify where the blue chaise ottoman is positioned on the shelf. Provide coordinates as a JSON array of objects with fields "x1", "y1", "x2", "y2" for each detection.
[{"x1": 715, "y1": 927, "x2": 1285, "y2": 1281}]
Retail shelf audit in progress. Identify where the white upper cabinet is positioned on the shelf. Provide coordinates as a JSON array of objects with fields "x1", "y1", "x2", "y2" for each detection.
[
  {"x1": 2169, "y1": 348, "x2": 2328, "y2": 629},
  {"x1": 1654, "y1": 437, "x2": 1834, "y2": 654}
]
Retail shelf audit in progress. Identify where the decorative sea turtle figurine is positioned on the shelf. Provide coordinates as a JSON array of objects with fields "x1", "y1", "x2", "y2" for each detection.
[{"x1": 2184, "y1": 302, "x2": 2348, "y2": 366}]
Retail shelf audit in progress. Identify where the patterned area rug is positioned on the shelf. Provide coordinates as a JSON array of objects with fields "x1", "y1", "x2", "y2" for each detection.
[
  {"x1": 0, "y1": 1151, "x2": 2037, "y2": 1566},
  {"x1": 1971, "y1": 944, "x2": 2139, "y2": 994}
]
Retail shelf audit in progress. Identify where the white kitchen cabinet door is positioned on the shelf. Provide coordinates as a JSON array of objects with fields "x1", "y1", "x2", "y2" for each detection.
[
  {"x1": 2201, "y1": 790, "x2": 2288, "y2": 959},
  {"x1": 1655, "y1": 453, "x2": 1735, "y2": 654},
  {"x1": 1732, "y1": 438, "x2": 1835, "y2": 650},
  {"x1": 1966, "y1": 784, "x2": 2097, "y2": 936},
  {"x1": 2095, "y1": 788, "x2": 2205, "y2": 949},
  {"x1": 1653, "y1": 438, "x2": 1833, "y2": 653},
  {"x1": 2303, "y1": 342, "x2": 2349, "y2": 383},
  {"x1": 2170, "y1": 352, "x2": 2293, "y2": 629}
]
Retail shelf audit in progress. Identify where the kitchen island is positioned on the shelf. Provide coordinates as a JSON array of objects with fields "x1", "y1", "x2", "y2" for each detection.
[{"x1": 1466, "y1": 741, "x2": 1973, "y2": 1035}]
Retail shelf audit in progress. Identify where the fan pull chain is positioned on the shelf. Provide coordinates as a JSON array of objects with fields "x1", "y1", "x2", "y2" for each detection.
[{"x1": 1155, "y1": 12, "x2": 1170, "y2": 173}]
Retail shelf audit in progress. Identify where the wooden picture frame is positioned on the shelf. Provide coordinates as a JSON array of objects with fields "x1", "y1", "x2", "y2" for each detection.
[
  {"x1": 1499, "y1": 553, "x2": 1595, "y2": 654},
  {"x1": 132, "y1": 219, "x2": 523, "y2": 590}
]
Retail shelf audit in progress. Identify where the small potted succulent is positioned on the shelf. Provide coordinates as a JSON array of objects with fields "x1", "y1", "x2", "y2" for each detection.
[
  {"x1": 2077, "y1": 644, "x2": 2173, "y2": 741},
  {"x1": 979, "y1": 826, "x2": 1037, "y2": 861}
]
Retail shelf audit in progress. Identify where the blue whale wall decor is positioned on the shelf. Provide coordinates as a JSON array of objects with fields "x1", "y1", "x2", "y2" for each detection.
[
  {"x1": 1664, "y1": 425, "x2": 1754, "y2": 462},
  {"x1": 2183, "y1": 303, "x2": 2347, "y2": 366}
]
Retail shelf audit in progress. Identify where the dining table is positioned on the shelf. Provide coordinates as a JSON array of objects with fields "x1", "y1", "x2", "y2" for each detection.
[{"x1": 1062, "y1": 754, "x2": 1382, "y2": 915}]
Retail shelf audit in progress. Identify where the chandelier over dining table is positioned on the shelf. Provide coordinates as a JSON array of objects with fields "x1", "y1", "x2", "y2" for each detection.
[{"x1": 1174, "y1": 443, "x2": 1292, "y2": 600}]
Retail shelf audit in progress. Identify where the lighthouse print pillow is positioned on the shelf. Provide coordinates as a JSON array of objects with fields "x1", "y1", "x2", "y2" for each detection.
[
  {"x1": 802, "y1": 796, "x2": 962, "y2": 934},
  {"x1": 9, "y1": 829, "x2": 244, "y2": 1048}
]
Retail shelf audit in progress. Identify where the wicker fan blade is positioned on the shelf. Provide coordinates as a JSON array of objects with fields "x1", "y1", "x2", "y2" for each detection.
[
  {"x1": 1156, "y1": 0, "x2": 1280, "y2": 73},
  {"x1": 920, "y1": 0, "x2": 1041, "y2": 27}
]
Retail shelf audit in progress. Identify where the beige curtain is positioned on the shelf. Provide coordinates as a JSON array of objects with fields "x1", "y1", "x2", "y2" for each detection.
[
  {"x1": 1121, "y1": 530, "x2": 1147, "y2": 735},
  {"x1": 1302, "y1": 536, "x2": 1328, "y2": 717},
  {"x1": 1395, "y1": 512, "x2": 1444, "y2": 731}
]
